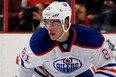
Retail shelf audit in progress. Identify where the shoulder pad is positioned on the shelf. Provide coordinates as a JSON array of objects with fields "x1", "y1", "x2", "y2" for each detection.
[
  {"x1": 72, "y1": 25, "x2": 104, "y2": 48},
  {"x1": 30, "y1": 28, "x2": 56, "y2": 55}
]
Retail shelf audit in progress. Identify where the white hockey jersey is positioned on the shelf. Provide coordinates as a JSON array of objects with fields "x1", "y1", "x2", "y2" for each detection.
[{"x1": 16, "y1": 24, "x2": 116, "y2": 77}]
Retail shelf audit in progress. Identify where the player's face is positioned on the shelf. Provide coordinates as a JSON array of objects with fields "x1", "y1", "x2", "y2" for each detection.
[{"x1": 45, "y1": 19, "x2": 64, "y2": 40}]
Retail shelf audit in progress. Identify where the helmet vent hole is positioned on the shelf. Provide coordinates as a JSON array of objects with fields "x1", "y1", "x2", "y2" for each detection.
[{"x1": 60, "y1": 9, "x2": 62, "y2": 12}]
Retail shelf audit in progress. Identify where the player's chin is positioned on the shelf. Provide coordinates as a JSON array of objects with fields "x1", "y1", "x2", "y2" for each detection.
[
  {"x1": 50, "y1": 38, "x2": 57, "y2": 40},
  {"x1": 50, "y1": 36, "x2": 57, "y2": 40}
]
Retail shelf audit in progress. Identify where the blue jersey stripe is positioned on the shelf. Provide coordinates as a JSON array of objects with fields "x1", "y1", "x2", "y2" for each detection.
[
  {"x1": 43, "y1": 67, "x2": 54, "y2": 77},
  {"x1": 34, "y1": 68, "x2": 46, "y2": 77},
  {"x1": 76, "y1": 69, "x2": 94, "y2": 77},
  {"x1": 96, "y1": 71, "x2": 116, "y2": 77},
  {"x1": 103, "y1": 63, "x2": 116, "y2": 67},
  {"x1": 20, "y1": 58, "x2": 25, "y2": 67}
]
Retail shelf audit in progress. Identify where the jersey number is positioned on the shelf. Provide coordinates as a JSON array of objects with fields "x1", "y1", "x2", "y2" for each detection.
[
  {"x1": 102, "y1": 49, "x2": 110, "y2": 60},
  {"x1": 21, "y1": 48, "x2": 29, "y2": 63}
]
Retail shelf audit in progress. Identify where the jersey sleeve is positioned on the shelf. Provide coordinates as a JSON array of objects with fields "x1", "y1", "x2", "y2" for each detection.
[
  {"x1": 72, "y1": 25, "x2": 114, "y2": 69},
  {"x1": 88, "y1": 41, "x2": 113, "y2": 69},
  {"x1": 16, "y1": 42, "x2": 53, "y2": 68},
  {"x1": 16, "y1": 42, "x2": 54, "y2": 77}
]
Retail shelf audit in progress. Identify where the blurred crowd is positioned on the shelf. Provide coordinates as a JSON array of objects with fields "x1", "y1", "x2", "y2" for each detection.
[
  {"x1": 0, "y1": 0, "x2": 116, "y2": 32},
  {"x1": 75, "y1": 0, "x2": 116, "y2": 32}
]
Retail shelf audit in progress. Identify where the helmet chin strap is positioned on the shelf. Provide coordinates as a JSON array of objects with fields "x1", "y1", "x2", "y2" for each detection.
[
  {"x1": 56, "y1": 32, "x2": 65, "y2": 41},
  {"x1": 56, "y1": 22, "x2": 71, "y2": 41}
]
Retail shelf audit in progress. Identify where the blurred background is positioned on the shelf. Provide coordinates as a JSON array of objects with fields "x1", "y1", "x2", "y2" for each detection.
[{"x1": 0, "y1": 0, "x2": 116, "y2": 32}]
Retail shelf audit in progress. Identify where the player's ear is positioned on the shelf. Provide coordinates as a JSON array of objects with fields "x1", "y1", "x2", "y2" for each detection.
[
  {"x1": 64, "y1": 16, "x2": 69, "y2": 28},
  {"x1": 65, "y1": 19, "x2": 69, "y2": 25}
]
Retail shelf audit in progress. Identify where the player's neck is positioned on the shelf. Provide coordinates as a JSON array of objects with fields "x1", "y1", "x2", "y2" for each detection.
[{"x1": 56, "y1": 31, "x2": 70, "y2": 42}]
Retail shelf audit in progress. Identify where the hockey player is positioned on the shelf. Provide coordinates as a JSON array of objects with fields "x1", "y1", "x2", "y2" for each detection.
[{"x1": 16, "y1": 1, "x2": 116, "y2": 77}]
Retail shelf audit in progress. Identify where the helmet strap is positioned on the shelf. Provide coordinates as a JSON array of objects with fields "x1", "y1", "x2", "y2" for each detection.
[
  {"x1": 56, "y1": 22, "x2": 71, "y2": 41},
  {"x1": 56, "y1": 32, "x2": 65, "y2": 41}
]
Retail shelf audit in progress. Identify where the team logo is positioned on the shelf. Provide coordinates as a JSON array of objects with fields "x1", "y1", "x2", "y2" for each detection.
[
  {"x1": 63, "y1": 44, "x2": 68, "y2": 49},
  {"x1": 53, "y1": 57, "x2": 82, "y2": 73}
]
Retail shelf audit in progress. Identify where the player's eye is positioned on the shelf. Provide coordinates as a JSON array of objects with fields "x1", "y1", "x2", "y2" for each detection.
[{"x1": 45, "y1": 20, "x2": 61, "y2": 29}]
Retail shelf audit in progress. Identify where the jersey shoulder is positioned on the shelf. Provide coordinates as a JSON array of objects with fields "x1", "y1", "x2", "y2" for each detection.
[
  {"x1": 71, "y1": 24, "x2": 104, "y2": 48},
  {"x1": 29, "y1": 28, "x2": 56, "y2": 55}
]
